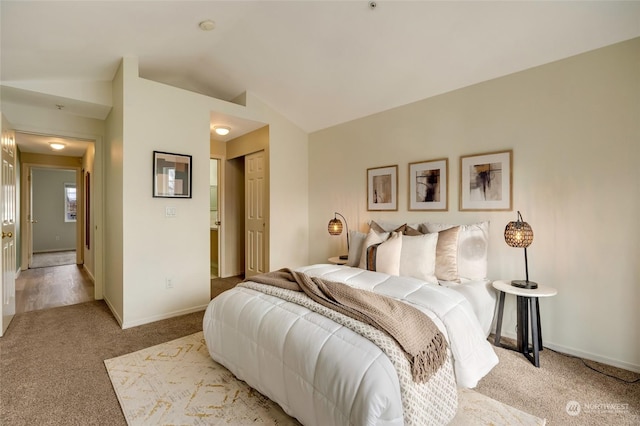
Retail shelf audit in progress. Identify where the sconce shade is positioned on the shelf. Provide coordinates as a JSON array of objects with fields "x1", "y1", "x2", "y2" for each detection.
[
  {"x1": 328, "y1": 218, "x2": 343, "y2": 235},
  {"x1": 504, "y1": 212, "x2": 533, "y2": 248}
]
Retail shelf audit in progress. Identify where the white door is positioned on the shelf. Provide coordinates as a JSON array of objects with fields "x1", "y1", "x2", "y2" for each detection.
[
  {"x1": 1, "y1": 129, "x2": 16, "y2": 336},
  {"x1": 245, "y1": 151, "x2": 266, "y2": 278}
]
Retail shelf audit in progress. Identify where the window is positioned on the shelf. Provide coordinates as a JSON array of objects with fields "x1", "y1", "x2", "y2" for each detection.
[{"x1": 64, "y1": 183, "x2": 77, "y2": 222}]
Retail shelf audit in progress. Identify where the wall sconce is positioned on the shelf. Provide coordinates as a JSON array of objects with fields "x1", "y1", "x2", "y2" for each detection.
[
  {"x1": 328, "y1": 212, "x2": 349, "y2": 260},
  {"x1": 504, "y1": 211, "x2": 537, "y2": 289}
]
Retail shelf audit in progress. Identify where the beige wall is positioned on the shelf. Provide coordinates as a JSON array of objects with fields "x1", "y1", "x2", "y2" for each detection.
[
  {"x1": 106, "y1": 58, "x2": 308, "y2": 328},
  {"x1": 104, "y1": 59, "x2": 125, "y2": 323},
  {"x1": 309, "y1": 38, "x2": 640, "y2": 371}
]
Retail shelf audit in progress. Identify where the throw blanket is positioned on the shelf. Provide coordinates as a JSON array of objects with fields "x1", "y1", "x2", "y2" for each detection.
[{"x1": 249, "y1": 268, "x2": 448, "y2": 383}]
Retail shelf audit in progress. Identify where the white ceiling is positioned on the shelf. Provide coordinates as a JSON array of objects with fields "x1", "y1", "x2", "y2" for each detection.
[{"x1": 2, "y1": 1, "x2": 639, "y2": 149}]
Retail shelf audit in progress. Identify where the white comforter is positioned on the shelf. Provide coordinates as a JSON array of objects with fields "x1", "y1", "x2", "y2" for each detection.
[{"x1": 203, "y1": 264, "x2": 498, "y2": 425}]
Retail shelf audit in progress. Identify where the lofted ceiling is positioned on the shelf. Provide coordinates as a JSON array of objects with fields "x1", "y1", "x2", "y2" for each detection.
[{"x1": 1, "y1": 0, "x2": 639, "y2": 152}]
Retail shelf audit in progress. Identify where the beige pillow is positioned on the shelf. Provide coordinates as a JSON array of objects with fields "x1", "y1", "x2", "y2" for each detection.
[
  {"x1": 363, "y1": 232, "x2": 402, "y2": 276},
  {"x1": 423, "y1": 222, "x2": 489, "y2": 281},
  {"x1": 346, "y1": 230, "x2": 368, "y2": 267},
  {"x1": 369, "y1": 220, "x2": 406, "y2": 234},
  {"x1": 432, "y1": 226, "x2": 461, "y2": 282},
  {"x1": 399, "y1": 233, "x2": 439, "y2": 283},
  {"x1": 358, "y1": 229, "x2": 390, "y2": 269},
  {"x1": 403, "y1": 225, "x2": 423, "y2": 236}
]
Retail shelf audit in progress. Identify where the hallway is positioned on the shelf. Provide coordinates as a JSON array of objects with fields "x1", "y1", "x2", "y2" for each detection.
[{"x1": 15, "y1": 264, "x2": 94, "y2": 314}]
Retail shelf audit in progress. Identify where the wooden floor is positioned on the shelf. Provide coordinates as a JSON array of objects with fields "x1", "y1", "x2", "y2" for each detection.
[
  {"x1": 15, "y1": 258, "x2": 240, "y2": 314},
  {"x1": 15, "y1": 263, "x2": 94, "y2": 314}
]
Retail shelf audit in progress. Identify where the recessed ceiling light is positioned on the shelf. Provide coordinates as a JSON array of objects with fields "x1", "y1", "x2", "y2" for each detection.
[
  {"x1": 199, "y1": 20, "x2": 215, "y2": 31},
  {"x1": 214, "y1": 126, "x2": 230, "y2": 136},
  {"x1": 49, "y1": 142, "x2": 66, "y2": 151}
]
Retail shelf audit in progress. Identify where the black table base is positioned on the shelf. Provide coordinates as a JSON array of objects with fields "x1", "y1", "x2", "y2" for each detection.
[{"x1": 494, "y1": 292, "x2": 543, "y2": 367}]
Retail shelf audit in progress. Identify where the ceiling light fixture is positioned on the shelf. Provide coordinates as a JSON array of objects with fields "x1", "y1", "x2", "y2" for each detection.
[
  {"x1": 49, "y1": 142, "x2": 66, "y2": 151},
  {"x1": 199, "y1": 20, "x2": 215, "y2": 31},
  {"x1": 214, "y1": 126, "x2": 231, "y2": 136}
]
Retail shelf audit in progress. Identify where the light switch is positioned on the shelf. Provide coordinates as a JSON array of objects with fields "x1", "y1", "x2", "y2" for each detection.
[{"x1": 165, "y1": 206, "x2": 177, "y2": 217}]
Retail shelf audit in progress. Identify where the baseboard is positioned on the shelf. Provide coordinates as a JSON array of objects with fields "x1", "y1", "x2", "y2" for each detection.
[
  {"x1": 545, "y1": 341, "x2": 640, "y2": 374},
  {"x1": 15, "y1": 268, "x2": 21, "y2": 280},
  {"x1": 33, "y1": 248, "x2": 76, "y2": 253},
  {"x1": 499, "y1": 330, "x2": 640, "y2": 373},
  {"x1": 121, "y1": 304, "x2": 209, "y2": 330},
  {"x1": 82, "y1": 265, "x2": 95, "y2": 283},
  {"x1": 103, "y1": 297, "x2": 124, "y2": 327}
]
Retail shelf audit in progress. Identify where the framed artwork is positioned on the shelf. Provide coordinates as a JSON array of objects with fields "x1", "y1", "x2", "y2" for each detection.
[
  {"x1": 460, "y1": 150, "x2": 512, "y2": 211},
  {"x1": 367, "y1": 165, "x2": 398, "y2": 211},
  {"x1": 408, "y1": 158, "x2": 448, "y2": 211},
  {"x1": 153, "y1": 151, "x2": 192, "y2": 198}
]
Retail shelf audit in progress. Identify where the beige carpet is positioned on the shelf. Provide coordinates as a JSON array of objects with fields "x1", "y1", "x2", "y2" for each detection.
[{"x1": 105, "y1": 332, "x2": 546, "y2": 425}]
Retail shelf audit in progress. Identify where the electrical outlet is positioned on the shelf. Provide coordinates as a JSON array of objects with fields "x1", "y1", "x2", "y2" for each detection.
[{"x1": 166, "y1": 278, "x2": 173, "y2": 289}]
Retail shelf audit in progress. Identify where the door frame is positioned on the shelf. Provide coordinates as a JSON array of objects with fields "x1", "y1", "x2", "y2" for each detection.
[
  {"x1": 22, "y1": 163, "x2": 83, "y2": 269},
  {"x1": 210, "y1": 156, "x2": 224, "y2": 278}
]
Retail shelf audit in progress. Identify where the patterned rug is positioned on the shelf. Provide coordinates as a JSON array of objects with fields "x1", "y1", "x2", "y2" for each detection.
[{"x1": 105, "y1": 332, "x2": 546, "y2": 425}]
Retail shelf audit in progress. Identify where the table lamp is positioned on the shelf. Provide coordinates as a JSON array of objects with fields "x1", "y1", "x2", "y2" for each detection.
[
  {"x1": 504, "y1": 211, "x2": 537, "y2": 289},
  {"x1": 328, "y1": 212, "x2": 349, "y2": 260}
]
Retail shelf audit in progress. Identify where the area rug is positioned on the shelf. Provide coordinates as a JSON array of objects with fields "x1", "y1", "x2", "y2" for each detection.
[{"x1": 105, "y1": 332, "x2": 546, "y2": 425}]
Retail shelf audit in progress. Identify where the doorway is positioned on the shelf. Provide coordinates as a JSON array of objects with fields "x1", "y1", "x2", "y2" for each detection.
[
  {"x1": 29, "y1": 167, "x2": 78, "y2": 268},
  {"x1": 210, "y1": 158, "x2": 221, "y2": 278}
]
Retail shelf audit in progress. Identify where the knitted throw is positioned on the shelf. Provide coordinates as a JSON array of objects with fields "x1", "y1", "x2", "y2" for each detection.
[{"x1": 248, "y1": 268, "x2": 448, "y2": 383}]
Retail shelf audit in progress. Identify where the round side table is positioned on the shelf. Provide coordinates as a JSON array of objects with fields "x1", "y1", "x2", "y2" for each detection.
[
  {"x1": 492, "y1": 280, "x2": 557, "y2": 367},
  {"x1": 327, "y1": 256, "x2": 347, "y2": 265}
]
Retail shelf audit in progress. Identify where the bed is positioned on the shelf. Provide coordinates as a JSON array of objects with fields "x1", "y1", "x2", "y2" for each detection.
[{"x1": 203, "y1": 221, "x2": 499, "y2": 425}]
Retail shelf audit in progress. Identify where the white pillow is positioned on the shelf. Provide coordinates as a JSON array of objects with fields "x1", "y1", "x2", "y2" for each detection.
[
  {"x1": 357, "y1": 229, "x2": 390, "y2": 269},
  {"x1": 399, "y1": 233, "x2": 439, "y2": 284},
  {"x1": 362, "y1": 232, "x2": 402, "y2": 276},
  {"x1": 348, "y1": 223, "x2": 398, "y2": 267},
  {"x1": 421, "y1": 221, "x2": 489, "y2": 281}
]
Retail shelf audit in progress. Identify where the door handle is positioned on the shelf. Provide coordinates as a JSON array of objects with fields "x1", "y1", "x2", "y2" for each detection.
[
  {"x1": 31, "y1": 220, "x2": 38, "y2": 223},
  {"x1": 215, "y1": 221, "x2": 221, "y2": 226},
  {"x1": 2, "y1": 231, "x2": 12, "y2": 239}
]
